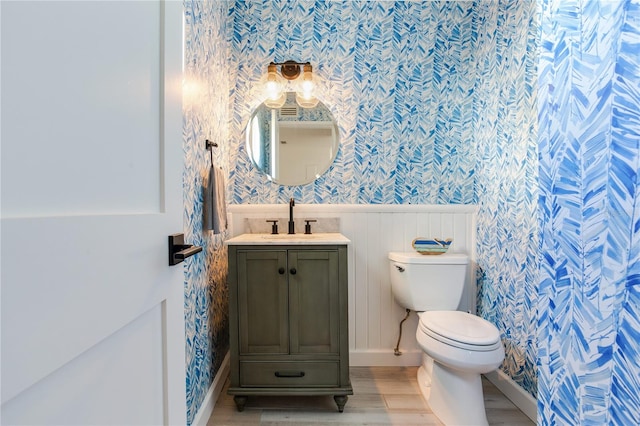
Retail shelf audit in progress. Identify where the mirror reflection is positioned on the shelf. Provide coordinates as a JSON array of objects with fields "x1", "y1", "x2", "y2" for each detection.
[{"x1": 246, "y1": 92, "x2": 339, "y2": 186}]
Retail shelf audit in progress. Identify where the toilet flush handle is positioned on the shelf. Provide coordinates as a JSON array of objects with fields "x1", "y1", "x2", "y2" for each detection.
[{"x1": 395, "y1": 264, "x2": 405, "y2": 273}]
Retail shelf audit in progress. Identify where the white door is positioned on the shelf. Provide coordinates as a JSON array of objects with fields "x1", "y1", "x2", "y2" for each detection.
[{"x1": 1, "y1": 1, "x2": 187, "y2": 424}]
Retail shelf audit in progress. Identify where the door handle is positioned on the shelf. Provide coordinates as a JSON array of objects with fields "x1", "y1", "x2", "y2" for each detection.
[{"x1": 168, "y1": 234, "x2": 202, "y2": 266}]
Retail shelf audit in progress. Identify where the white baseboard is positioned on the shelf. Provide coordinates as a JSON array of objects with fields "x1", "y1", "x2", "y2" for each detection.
[
  {"x1": 349, "y1": 349, "x2": 422, "y2": 367},
  {"x1": 484, "y1": 369, "x2": 537, "y2": 423},
  {"x1": 191, "y1": 351, "x2": 230, "y2": 426}
]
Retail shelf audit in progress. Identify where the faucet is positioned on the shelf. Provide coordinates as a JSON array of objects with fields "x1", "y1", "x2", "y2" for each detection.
[{"x1": 288, "y1": 198, "x2": 295, "y2": 234}]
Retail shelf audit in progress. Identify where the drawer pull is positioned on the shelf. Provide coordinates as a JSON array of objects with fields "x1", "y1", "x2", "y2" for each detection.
[{"x1": 274, "y1": 371, "x2": 305, "y2": 378}]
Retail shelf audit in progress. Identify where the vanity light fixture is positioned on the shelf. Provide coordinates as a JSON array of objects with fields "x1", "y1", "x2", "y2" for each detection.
[{"x1": 264, "y1": 60, "x2": 319, "y2": 109}]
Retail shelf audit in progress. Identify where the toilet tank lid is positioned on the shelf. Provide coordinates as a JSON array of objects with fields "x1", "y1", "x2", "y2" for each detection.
[{"x1": 388, "y1": 252, "x2": 468, "y2": 264}]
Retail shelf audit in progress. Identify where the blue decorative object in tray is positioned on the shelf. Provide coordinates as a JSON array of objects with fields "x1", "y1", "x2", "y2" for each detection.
[{"x1": 412, "y1": 238, "x2": 452, "y2": 255}]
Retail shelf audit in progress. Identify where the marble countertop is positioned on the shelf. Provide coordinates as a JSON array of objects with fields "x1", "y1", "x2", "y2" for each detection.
[{"x1": 225, "y1": 232, "x2": 351, "y2": 245}]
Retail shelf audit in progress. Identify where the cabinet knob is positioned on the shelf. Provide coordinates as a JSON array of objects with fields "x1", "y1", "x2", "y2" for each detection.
[
  {"x1": 278, "y1": 267, "x2": 285, "y2": 275},
  {"x1": 290, "y1": 268, "x2": 297, "y2": 275}
]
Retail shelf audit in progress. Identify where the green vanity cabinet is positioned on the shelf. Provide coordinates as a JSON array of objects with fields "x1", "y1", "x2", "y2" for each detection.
[{"x1": 227, "y1": 242, "x2": 352, "y2": 413}]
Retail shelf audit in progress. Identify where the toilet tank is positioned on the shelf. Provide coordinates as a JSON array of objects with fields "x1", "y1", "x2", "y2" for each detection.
[{"x1": 388, "y1": 252, "x2": 468, "y2": 311}]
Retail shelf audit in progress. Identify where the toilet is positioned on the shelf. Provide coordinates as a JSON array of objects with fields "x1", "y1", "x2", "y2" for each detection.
[{"x1": 388, "y1": 252, "x2": 504, "y2": 426}]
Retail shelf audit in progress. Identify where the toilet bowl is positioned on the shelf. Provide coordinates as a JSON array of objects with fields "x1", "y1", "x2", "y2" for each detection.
[
  {"x1": 388, "y1": 252, "x2": 504, "y2": 426},
  {"x1": 416, "y1": 311, "x2": 504, "y2": 426}
]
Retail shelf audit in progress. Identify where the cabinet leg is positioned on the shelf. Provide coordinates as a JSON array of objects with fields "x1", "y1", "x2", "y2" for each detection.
[
  {"x1": 233, "y1": 395, "x2": 248, "y2": 412},
  {"x1": 333, "y1": 395, "x2": 348, "y2": 412}
]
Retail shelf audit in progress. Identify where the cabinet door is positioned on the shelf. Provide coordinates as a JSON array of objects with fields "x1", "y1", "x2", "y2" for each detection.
[
  {"x1": 288, "y1": 250, "x2": 339, "y2": 354},
  {"x1": 238, "y1": 250, "x2": 288, "y2": 354}
]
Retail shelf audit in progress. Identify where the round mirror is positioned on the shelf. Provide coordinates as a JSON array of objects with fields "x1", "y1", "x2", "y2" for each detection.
[{"x1": 246, "y1": 92, "x2": 339, "y2": 185}]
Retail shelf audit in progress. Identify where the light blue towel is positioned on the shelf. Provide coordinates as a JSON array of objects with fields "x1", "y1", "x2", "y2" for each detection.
[{"x1": 203, "y1": 166, "x2": 227, "y2": 234}]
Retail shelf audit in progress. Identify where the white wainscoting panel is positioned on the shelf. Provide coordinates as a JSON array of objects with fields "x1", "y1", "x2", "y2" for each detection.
[{"x1": 228, "y1": 204, "x2": 477, "y2": 366}]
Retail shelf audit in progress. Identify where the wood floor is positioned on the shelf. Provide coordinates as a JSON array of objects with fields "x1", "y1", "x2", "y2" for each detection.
[{"x1": 207, "y1": 367, "x2": 534, "y2": 425}]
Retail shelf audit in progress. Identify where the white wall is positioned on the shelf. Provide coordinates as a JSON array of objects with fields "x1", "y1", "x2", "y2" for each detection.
[{"x1": 228, "y1": 204, "x2": 477, "y2": 366}]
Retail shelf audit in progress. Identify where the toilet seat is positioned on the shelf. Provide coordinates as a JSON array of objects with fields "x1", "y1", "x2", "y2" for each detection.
[{"x1": 419, "y1": 311, "x2": 501, "y2": 352}]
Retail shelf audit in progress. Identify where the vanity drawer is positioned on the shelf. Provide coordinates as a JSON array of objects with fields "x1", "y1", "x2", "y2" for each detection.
[{"x1": 240, "y1": 361, "x2": 339, "y2": 387}]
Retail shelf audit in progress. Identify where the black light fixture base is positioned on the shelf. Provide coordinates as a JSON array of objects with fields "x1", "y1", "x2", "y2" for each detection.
[
  {"x1": 271, "y1": 60, "x2": 311, "y2": 80},
  {"x1": 280, "y1": 60, "x2": 301, "y2": 80}
]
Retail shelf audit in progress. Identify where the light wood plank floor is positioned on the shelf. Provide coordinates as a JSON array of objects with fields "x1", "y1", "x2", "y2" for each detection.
[{"x1": 207, "y1": 367, "x2": 534, "y2": 425}]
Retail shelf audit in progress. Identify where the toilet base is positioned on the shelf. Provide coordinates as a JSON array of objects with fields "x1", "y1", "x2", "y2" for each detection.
[
  {"x1": 417, "y1": 363, "x2": 431, "y2": 400},
  {"x1": 417, "y1": 357, "x2": 488, "y2": 426}
]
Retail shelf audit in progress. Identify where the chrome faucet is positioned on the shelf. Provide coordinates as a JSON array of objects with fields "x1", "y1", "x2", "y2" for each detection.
[{"x1": 288, "y1": 198, "x2": 295, "y2": 234}]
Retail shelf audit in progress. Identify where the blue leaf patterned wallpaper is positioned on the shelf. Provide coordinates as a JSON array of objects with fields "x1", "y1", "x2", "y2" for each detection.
[
  {"x1": 228, "y1": 0, "x2": 478, "y2": 205},
  {"x1": 227, "y1": 0, "x2": 539, "y2": 399},
  {"x1": 183, "y1": 1, "x2": 230, "y2": 424},
  {"x1": 473, "y1": 0, "x2": 540, "y2": 400},
  {"x1": 537, "y1": 0, "x2": 640, "y2": 424},
  {"x1": 181, "y1": 1, "x2": 640, "y2": 423}
]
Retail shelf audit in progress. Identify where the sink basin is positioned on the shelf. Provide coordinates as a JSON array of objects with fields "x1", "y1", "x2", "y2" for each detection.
[
  {"x1": 261, "y1": 234, "x2": 322, "y2": 240},
  {"x1": 225, "y1": 233, "x2": 351, "y2": 245}
]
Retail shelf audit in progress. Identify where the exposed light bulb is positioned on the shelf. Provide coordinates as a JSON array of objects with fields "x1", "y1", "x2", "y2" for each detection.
[
  {"x1": 265, "y1": 91, "x2": 286, "y2": 108},
  {"x1": 264, "y1": 63, "x2": 284, "y2": 107},
  {"x1": 266, "y1": 80, "x2": 282, "y2": 99},
  {"x1": 300, "y1": 64, "x2": 315, "y2": 93},
  {"x1": 296, "y1": 63, "x2": 318, "y2": 108},
  {"x1": 296, "y1": 91, "x2": 319, "y2": 109}
]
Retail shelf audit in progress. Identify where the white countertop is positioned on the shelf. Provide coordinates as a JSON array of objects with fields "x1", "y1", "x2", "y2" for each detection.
[{"x1": 225, "y1": 232, "x2": 351, "y2": 245}]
